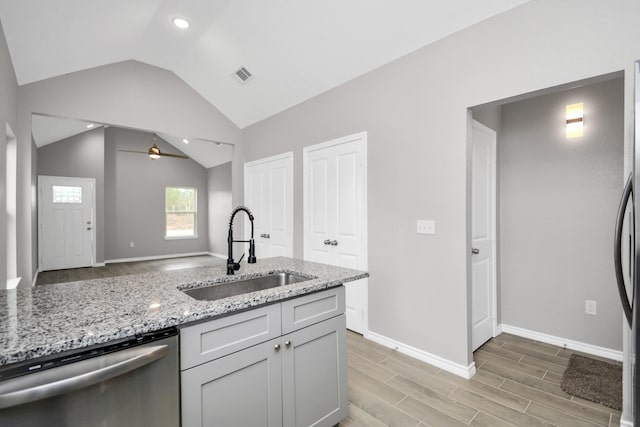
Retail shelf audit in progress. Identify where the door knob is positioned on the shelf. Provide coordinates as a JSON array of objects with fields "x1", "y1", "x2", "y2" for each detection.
[
  {"x1": 324, "y1": 239, "x2": 331, "y2": 245},
  {"x1": 471, "y1": 248, "x2": 480, "y2": 255},
  {"x1": 87, "y1": 227, "x2": 92, "y2": 231},
  {"x1": 285, "y1": 340, "x2": 291, "y2": 348},
  {"x1": 263, "y1": 233, "x2": 270, "y2": 239},
  {"x1": 329, "y1": 240, "x2": 338, "y2": 246},
  {"x1": 274, "y1": 344, "x2": 281, "y2": 352}
]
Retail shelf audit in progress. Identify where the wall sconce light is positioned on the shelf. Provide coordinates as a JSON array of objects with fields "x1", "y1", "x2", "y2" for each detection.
[{"x1": 566, "y1": 102, "x2": 584, "y2": 138}]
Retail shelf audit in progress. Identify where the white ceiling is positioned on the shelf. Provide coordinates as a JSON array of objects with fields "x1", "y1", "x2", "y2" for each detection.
[
  {"x1": 1, "y1": 0, "x2": 529, "y2": 128},
  {"x1": 32, "y1": 114, "x2": 233, "y2": 169}
]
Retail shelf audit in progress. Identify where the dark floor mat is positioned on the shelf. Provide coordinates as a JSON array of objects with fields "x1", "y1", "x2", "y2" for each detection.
[{"x1": 560, "y1": 354, "x2": 622, "y2": 410}]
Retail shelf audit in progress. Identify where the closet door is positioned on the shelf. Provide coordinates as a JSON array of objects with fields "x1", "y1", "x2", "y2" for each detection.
[
  {"x1": 304, "y1": 133, "x2": 368, "y2": 333},
  {"x1": 244, "y1": 153, "x2": 294, "y2": 258}
]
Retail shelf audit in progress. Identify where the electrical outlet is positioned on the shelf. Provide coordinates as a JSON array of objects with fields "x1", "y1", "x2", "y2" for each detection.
[
  {"x1": 130, "y1": 241, "x2": 135, "y2": 248},
  {"x1": 417, "y1": 220, "x2": 435, "y2": 235},
  {"x1": 585, "y1": 300, "x2": 597, "y2": 315}
]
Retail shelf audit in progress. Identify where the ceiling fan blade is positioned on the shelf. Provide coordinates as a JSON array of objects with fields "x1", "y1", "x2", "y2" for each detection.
[
  {"x1": 159, "y1": 152, "x2": 189, "y2": 159},
  {"x1": 117, "y1": 149, "x2": 148, "y2": 154}
]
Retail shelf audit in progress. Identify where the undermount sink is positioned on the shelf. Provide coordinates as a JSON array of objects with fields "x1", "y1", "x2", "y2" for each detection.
[{"x1": 181, "y1": 272, "x2": 314, "y2": 301}]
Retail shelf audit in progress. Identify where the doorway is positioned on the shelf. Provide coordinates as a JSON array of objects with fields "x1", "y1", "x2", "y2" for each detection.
[
  {"x1": 469, "y1": 73, "x2": 625, "y2": 359},
  {"x1": 303, "y1": 132, "x2": 368, "y2": 334},
  {"x1": 5, "y1": 124, "x2": 18, "y2": 288},
  {"x1": 38, "y1": 176, "x2": 96, "y2": 271}
]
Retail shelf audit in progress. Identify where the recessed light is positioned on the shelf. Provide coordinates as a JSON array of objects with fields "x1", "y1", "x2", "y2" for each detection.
[
  {"x1": 149, "y1": 302, "x2": 161, "y2": 309},
  {"x1": 172, "y1": 18, "x2": 189, "y2": 29},
  {"x1": 86, "y1": 123, "x2": 95, "y2": 129},
  {"x1": 182, "y1": 138, "x2": 189, "y2": 144}
]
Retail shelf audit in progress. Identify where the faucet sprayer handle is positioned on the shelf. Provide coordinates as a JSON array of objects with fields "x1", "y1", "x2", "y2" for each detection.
[{"x1": 232, "y1": 253, "x2": 245, "y2": 271}]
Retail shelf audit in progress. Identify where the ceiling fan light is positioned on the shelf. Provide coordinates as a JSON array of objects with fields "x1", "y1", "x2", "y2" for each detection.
[{"x1": 148, "y1": 144, "x2": 161, "y2": 159}]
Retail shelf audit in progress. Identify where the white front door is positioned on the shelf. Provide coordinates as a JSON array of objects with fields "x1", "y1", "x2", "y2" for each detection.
[
  {"x1": 244, "y1": 153, "x2": 294, "y2": 258},
  {"x1": 471, "y1": 120, "x2": 497, "y2": 351},
  {"x1": 304, "y1": 133, "x2": 368, "y2": 334},
  {"x1": 38, "y1": 176, "x2": 96, "y2": 271}
]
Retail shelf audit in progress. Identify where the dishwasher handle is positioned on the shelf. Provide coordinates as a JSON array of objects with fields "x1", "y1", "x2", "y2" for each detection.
[{"x1": 0, "y1": 344, "x2": 168, "y2": 409}]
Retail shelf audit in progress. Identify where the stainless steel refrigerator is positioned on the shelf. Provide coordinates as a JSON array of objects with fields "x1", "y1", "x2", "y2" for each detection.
[{"x1": 614, "y1": 60, "x2": 640, "y2": 426}]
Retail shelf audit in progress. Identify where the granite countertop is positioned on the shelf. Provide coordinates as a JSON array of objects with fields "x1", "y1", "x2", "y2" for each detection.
[{"x1": 0, "y1": 257, "x2": 368, "y2": 366}]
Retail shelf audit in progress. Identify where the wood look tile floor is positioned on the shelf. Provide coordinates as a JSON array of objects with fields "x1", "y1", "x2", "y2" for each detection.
[
  {"x1": 35, "y1": 255, "x2": 225, "y2": 286},
  {"x1": 341, "y1": 331, "x2": 621, "y2": 427}
]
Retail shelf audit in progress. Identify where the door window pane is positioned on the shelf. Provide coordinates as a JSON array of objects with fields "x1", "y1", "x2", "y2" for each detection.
[{"x1": 53, "y1": 186, "x2": 82, "y2": 203}]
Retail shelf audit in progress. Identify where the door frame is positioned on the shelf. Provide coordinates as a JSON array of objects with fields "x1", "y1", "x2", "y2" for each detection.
[
  {"x1": 38, "y1": 175, "x2": 97, "y2": 271},
  {"x1": 303, "y1": 131, "x2": 368, "y2": 333},
  {"x1": 243, "y1": 152, "x2": 294, "y2": 256},
  {"x1": 470, "y1": 119, "x2": 498, "y2": 349}
]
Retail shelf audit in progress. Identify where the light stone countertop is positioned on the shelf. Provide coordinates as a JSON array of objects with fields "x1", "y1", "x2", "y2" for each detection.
[{"x1": 0, "y1": 257, "x2": 368, "y2": 366}]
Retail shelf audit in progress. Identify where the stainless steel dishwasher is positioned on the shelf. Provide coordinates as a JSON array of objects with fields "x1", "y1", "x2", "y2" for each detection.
[{"x1": 0, "y1": 327, "x2": 179, "y2": 427}]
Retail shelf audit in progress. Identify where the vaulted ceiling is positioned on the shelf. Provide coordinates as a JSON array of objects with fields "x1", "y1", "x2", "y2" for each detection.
[{"x1": 0, "y1": 0, "x2": 529, "y2": 129}]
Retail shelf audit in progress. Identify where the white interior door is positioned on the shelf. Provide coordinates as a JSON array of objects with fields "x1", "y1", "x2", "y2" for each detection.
[
  {"x1": 471, "y1": 120, "x2": 497, "y2": 351},
  {"x1": 304, "y1": 133, "x2": 368, "y2": 334},
  {"x1": 244, "y1": 153, "x2": 294, "y2": 258},
  {"x1": 38, "y1": 176, "x2": 96, "y2": 271}
]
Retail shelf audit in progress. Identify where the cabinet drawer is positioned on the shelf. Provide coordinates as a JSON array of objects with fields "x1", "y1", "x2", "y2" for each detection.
[
  {"x1": 180, "y1": 303, "x2": 281, "y2": 370},
  {"x1": 281, "y1": 286, "x2": 345, "y2": 334}
]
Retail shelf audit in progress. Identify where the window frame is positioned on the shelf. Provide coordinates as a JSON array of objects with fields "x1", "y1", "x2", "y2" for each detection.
[{"x1": 164, "y1": 186, "x2": 198, "y2": 240}]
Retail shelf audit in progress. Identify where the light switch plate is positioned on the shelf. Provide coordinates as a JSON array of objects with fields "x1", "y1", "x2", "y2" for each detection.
[
  {"x1": 585, "y1": 300, "x2": 597, "y2": 315},
  {"x1": 417, "y1": 220, "x2": 435, "y2": 235}
]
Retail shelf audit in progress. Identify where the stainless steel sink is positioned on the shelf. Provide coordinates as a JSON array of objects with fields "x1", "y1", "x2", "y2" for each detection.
[{"x1": 181, "y1": 272, "x2": 313, "y2": 301}]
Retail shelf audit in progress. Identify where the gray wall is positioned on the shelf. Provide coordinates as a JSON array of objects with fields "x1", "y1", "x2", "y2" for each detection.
[
  {"x1": 500, "y1": 77, "x2": 624, "y2": 350},
  {"x1": 37, "y1": 128, "x2": 106, "y2": 263},
  {"x1": 208, "y1": 162, "x2": 232, "y2": 257},
  {"x1": 15, "y1": 60, "x2": 242, "y2": 283},
  {"x1": 104, "y1": 127, "x2": 208, "y2": 260},
  {"x1": 0, "y1": 19, "x2": 17, "y2": 287},
  {"x1": 241, "y1": 0, "x2": 640, "y2": 369}
]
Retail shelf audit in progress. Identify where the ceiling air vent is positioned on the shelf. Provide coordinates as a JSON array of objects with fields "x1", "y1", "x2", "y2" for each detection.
[{"x1": 233, "y1": 66, "x2": 253, "y2": 84}]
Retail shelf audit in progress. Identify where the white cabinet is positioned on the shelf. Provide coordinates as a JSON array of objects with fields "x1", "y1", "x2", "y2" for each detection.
[{"x1": 180, "y1": 287, "x2": 347, "y2": 427}]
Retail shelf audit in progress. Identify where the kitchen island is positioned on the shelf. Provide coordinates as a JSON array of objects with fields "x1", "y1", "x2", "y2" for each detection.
[
  {"x1": 0, "y1": 257, "x2": 367, "y2": 365},
  {"x1": 0, "y1": 257, "x2": 367, "y2": 426}
]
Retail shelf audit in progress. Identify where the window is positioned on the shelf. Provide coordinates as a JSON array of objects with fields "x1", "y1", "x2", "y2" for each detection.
[
  {"x1": 52, "y1": 185, "x2": 83, "y2": 203},
  {"x1": 165, "y1": 187, "x2": 197, "y2": 238}
]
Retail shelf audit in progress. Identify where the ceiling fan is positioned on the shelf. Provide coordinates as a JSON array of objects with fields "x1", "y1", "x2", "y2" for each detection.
[{"x1": 118, "y1": 133, "x2": 189, "y2": 160}]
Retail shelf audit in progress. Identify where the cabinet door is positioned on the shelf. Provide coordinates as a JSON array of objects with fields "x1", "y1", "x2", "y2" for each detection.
[
  {"x1": 181, "y1": 338, "x2": 283, "y2": 427},
  {"x1": 282, "y1": 315, "x2": 348, "y2": 427}
]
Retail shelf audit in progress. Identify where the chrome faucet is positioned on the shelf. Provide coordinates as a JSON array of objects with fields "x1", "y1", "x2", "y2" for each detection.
[{"x1": 227, "y1": 206, "x2": 257, "y2": 275}]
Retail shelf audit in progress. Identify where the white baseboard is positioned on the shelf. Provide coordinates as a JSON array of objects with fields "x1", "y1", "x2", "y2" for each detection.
[
  {"x1": 365, "y1": 330, "x2": 476, "y2": 379},
  {"x1": 209, "y1": 252, "x2": 227, "y2": 260},
  {"x1": 499, "y1": 324, "x2": 623, "y2": 362},
  {"x1": 105, "y1": 251, "x2": 210, "y2": 264},
  {"x1": 94, "y1": 262, "x2": 106, "y2": 267},
  {"x1": 31, "y1": 272, "x2": 38, "y2": 287}
]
